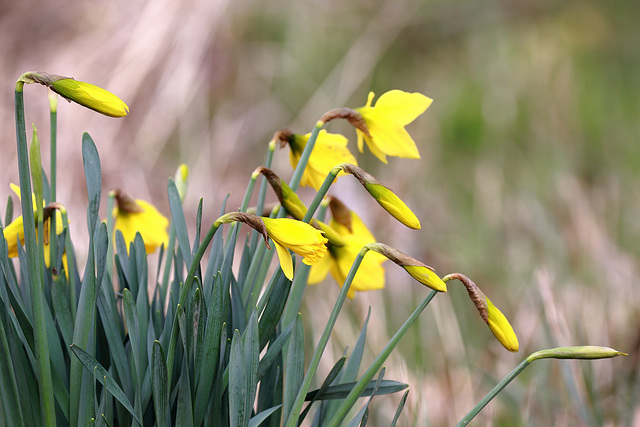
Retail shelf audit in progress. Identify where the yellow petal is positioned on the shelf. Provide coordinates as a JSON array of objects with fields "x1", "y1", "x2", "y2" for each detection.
[
  {"x1": 273, "y1": 241, "x2": 294, "y2": 280},
  {"x1": 372, "y1": 90, "x2": 432, "y2": 126},
  {"x1": 3, "y1": 216, "x2": 25, "y2": 258},
  {"x1": 308, "y1": 251, "x2": 332, "y2": 284}
]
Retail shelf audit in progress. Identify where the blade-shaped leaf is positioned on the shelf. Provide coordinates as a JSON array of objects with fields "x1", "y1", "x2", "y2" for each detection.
[
  {"x1": 152, "y1": 341, "x2": 169, "y2": 427},
  {"x1": 70, "y1": 344, "x2": 142, "y2": 425}
]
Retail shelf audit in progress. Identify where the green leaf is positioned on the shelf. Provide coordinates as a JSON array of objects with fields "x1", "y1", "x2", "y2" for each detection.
[
  {"x1": 305, "y1": 380, "x2": 407, "y2": 401},
  {"x1": 342, "y1": 307, "x2": 371, "y2": 383},
  {"x1": 193, "y1": 274, "x2": 223, "y2": 426},
  {"x1": 123, "y1": 289, "x2": 141, "y2": 387},
  {"x1": 257, "y1": 270, "x2": 291, "y2": 350},
  {"x1": 51, "y1": 274, "x2": 73, "y2": 346},
  {"x1": 70, "y1": 344, "x2": 142, "y2": 425},
  {"x1": 243, "y1": 312, "x2": 260, "y2": 422},
  {"x1": 82, "y1": 132, "x2": 101, "y2": 235},
  {"x1": 346, "y1": 368, "x2": 385, "y2": 427},
  {"x1": 299, "y1": 357, "x2": 346, "y2": 424},
  {"x1": 0, "y1": 317, "x2": 24, "y2": 426},
  {"x1": 389, "y1": 389, "x2": 409, "y2": 427},
  {"x1": 152, "y1": 341, "x2": 169, "y2": 426},
  {"x1": 168, "y1": 179, "x2": 192, "y2": 266},
  {"x1": 229, "y1": 330, "x2": 247, "y2": 427},
  {"x1": 248, "y1": 405, "x2": 282, "y2": 427},
  {"x1": 283, "y1": 314, "x2": 304, "y2": 425},
  {"x1": 176, "y1": 359, "x2": 194, "y2": 427},
  {"x1": 96, "y1": 292, "x2": 133, "y2": 397},
  {"x1": 257, "y1": 319, "x2": 294, "y2": 380}
]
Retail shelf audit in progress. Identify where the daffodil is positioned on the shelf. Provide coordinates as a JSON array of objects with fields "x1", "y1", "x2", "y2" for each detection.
[
  {"x1": 354, "y1": 90, "x2": 432, "y2": 163},
  {"x1": 341, "y1": 164, "x2": 421, "y2": 229},
  {"x1": 261, "y1": 217, "x2": 328, "y2": 280},
  {"x1": 112, "y1": 190, "x2": 169, "y2": 254},
  {"x1": 445, "y1": 273, "x2": 519, "y2": 352},
  {"x1": 287, "y1": 130, "x2": 358, "y2": 190},
  {"x1": 18, "y1": 72, "x2": 129, "y2": 117},
  {"x1": 366, "y1": 243, "x2": 447, "y2": 292},
  {"x1": 3, "y1": 184, "x2": 67, "y2": 274},
  {"x1": 309, "y1": 201, "x2": 386, "y2": 299}
]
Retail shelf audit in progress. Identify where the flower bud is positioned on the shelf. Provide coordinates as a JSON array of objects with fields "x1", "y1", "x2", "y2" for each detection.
[
  {"x1": 341, "y1": 164, "x2": 420, "y2": 229},
  {"x1": 529, "y1": 346, "x2": 627, "y2": 362},
  {"x1": 366, "y1": 243, "x2": 447, "y2": 292}
]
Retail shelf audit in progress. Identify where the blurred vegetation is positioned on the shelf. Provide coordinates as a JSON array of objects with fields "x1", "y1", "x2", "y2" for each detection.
[{"x1": 1, "y1": 0, "x2": 638, "y2": 424}]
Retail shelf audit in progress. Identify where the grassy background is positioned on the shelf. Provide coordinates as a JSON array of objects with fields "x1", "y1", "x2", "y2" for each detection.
[{"x1": 1, "y1": 0, "x2": 638, "y2": 424}]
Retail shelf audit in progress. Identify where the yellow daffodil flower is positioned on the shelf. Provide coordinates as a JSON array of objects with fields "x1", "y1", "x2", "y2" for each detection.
[
  {"x1": 3, "y1": 184, "x2": 68, "y2": 275},
  {"x1": 18, "y1": 72, "x2": 129, "y2": 117},
  {"x1": 309, "y1": 207, "x2": 386, "y2": 299},
  {"x1": 261, "y1": 217, "x2": 328, "y2": 280},
  {"x1": 445, "y1": 273, "x2": 519, "y2": 352},
  {"x1": 355, "y1": 90, "x2": 432, "y2": 163},
  {"x1": 288, "y1": 130, "x2": 358, "y2": 190},
  {"x1": 112, "y1": 190, "x2": 168, "y2": 254}
]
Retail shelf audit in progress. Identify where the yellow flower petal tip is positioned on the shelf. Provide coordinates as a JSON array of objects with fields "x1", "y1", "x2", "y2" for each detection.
[
  {"x1": 51, "y1": 78, "x2": 129, "y2": 117},
  {"x1": 354, "y1": 89, "x2": 432, "y2": 163},
  {"x1": 486, "y1": 298, "x2": 519, "y2": 352},
  {"x1": 402, "y1": 265, "x2": 447, "y2": 292}
]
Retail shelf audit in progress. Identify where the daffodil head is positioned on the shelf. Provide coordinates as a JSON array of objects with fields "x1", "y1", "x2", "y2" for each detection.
[
  {"x1": 285, "y1": 130, "x2": 357, "y2": 190},
  {"x1": 448, "y1": 273, "x2": 519, "y2": 352},
  {"x1": 308, "y1": 199, "x2": 386, "y2": 298},
  {"x1": 112, "y1": 190, "x2": 169, "y2": 254},
  {"x1": 51, "y1": 78, "x2": 129, "y2": 117},
  {"x1": 354, "y1": 90, "x2": 432, "y2": 163},
  {"x1": 260, "y1": 217, "x2": 328, "y2": 280},
  {"x1": 18, "y1": 72, "x2": 129, "y2": 117},
  {"x1": 256, "y1": 167, "x2": 308, "y2": 220},
  {"x1": 366, "y1": 243, "x2": 447, "y2": 292},
  {"x1": 341, "y1": 164, "x2": 421, "y2": 229}
]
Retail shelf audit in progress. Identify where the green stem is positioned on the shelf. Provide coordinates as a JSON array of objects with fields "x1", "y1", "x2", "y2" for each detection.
[
  {"x1": 288, "y1": 121, "x2": 324, "y2": 192},
  {"x1": 283, "y1": 247, "x2": 367, "y2": 427},
  {"x1": 49, "y1": 103, "x2": 57, "y2": 273},
  {"x1": 326, "y1": 289, "x2": 438, "y2": 427},
  {"x1": 455, "y1": 358, "x2": 531, "y2": 426},
  {"x1": 15, "y1": 84, "x2": 56, "y2": 426}
]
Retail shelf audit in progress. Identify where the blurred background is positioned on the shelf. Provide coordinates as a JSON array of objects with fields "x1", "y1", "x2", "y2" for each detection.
[{"x1": 1, "y1": 0, "x2": 639, "y2": 424}]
